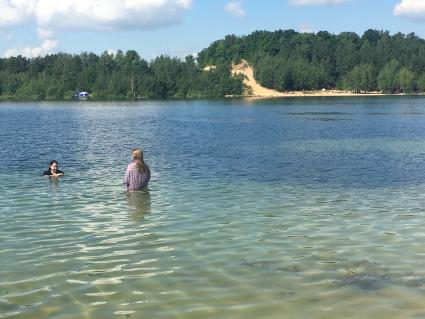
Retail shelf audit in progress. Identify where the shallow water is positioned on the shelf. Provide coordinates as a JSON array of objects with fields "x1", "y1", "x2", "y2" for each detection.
[{"x1": 1, "y1": 97, "x2": 425, "y2": 318}]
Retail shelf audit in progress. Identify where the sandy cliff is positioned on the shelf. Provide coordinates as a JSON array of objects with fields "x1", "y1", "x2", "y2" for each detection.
[{"x1": 230, "y1": 59, "x2": 383, "y2": 98}]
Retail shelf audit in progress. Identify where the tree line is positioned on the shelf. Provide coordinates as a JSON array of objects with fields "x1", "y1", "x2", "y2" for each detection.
[
  {"x1": 2, "y1": 29, "x2": 425, "y2": 100},
  {"x1": 197, "y1": 29, "x2": 425, "y2": 94},
  {"x1": 0, "y1": 51, "x2": 244, "y2": 100}
]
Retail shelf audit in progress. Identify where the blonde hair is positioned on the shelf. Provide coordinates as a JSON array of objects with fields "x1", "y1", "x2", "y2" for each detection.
[{"x1": 132, "y1": 148, "x2": 145, "y2": 173}]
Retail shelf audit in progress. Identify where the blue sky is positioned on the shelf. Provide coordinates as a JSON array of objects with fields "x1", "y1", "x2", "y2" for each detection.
[{"x1": 0, "y1": 0, "x2": 424, "y2": 60}]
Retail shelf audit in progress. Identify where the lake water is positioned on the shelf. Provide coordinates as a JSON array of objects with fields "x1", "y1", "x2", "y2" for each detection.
[{"x1": 1, "y1": 97, "x2": 425, "y2": 318}]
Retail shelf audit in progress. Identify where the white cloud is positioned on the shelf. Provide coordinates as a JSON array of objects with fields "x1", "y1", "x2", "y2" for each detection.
[
  {"x1": 0, "y1": 0, "x2": 192, "y2": 57},
  {"x1": 299, "y1": 22, "x2": 313, "y2": 33},
  {"x1": 0, "y1": 0, "x2": 192, "y2": 30},
  {"x1": 290, "y1": 0, "x2": 348, "y2": 5},
  {"x1": 394, "y1": 0, "x2": 425, "y2": 22},
  {"x1": 37, "y1": 27, "x2": 53, "y2": 39},
  {"x1": 0, "y1": 0, "x2": 37, "y2": 26},
  {"x1": 3, "y1": 39, "x2": 58, "y2": 57},
  {"x1": 34, "y1": 0, "x2": 193, "y2": 31},
  {"x1": 106, "y1": 49, "x2": 118, "y2": 56},
  {"x1": 225, "y1": 1, "x2": 246, "y2": 17}
]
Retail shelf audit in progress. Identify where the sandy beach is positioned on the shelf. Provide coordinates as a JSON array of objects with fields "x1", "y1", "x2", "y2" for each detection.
[{"x1": 230, "y1": 60, "x2": 384, "y2": 98}]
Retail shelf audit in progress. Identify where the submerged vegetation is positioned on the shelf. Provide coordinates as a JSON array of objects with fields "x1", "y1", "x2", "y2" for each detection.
[{"x1": 1, "y1": 29, "x2": 425, "y2": 101}]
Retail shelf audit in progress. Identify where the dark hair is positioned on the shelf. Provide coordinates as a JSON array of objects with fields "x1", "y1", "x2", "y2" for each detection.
[
  {"x1": 48, "y1": 160, "x2": 59, "y2": 172},
  {"x1": 49, "y1": 160, "x2": 58, "y2": 166}
]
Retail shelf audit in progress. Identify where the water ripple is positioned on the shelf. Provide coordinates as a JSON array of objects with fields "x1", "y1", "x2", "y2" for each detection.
[{"x1": 2, "y1": 100, "x2": 425, "y2": 318}]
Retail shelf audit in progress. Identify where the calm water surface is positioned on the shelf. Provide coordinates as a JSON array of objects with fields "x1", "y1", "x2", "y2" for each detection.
[{"x1": 1, "y1": 97, "x2": 425, "y2": 318}]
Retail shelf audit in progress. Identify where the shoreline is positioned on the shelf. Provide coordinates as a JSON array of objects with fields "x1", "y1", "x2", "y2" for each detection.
[
  {"x1": 0, "y1": 92, "x2": 422, "y2": 102},
  {"x1": 229, "y1": 90, "x2": 386, "y2": 99},
  {"x1": 226, "y1": 90, "x2": 425, "y2": 99},
  {"x1": 230, "y1": 59, "x2": 424, "y2": 99}
]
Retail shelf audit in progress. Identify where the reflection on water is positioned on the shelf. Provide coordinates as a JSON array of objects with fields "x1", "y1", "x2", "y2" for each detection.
[
  {"x1": 47, "y1": 176, "x2": 60, "y2": 191},
  {"x1": 126, "y1": 190, "x2": 151, "y2": 220}
]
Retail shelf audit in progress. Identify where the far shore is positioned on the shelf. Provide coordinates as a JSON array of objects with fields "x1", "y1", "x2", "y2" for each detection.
[
  {"x1": 229, "y1": 59, "x2": 422, "y2": 99},
  {"x1": 225, "y1": 88, "x2": 425, "y2": 100},
  {"x1": 226, "y1": 90, "x2": 388, "y2": 99},
  {"x1": 0, "y1": 91, "x2": 422, "y2": 102}
]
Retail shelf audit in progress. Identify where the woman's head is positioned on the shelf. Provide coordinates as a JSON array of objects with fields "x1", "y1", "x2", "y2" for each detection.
[
  {"x1": 132, "y1": 148, "x2": 143, "y2": 162},
  {"x1": 49, "y1": 160, "x2": 59, "y2": 173},
  {"x1": 132, "y1": 148, "x2": 144, "y2": 172}
]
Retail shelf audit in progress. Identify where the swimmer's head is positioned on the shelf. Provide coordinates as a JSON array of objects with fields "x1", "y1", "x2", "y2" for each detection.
[{"x1": 49, "y1": 160, "x2": 59, "y2": 173}]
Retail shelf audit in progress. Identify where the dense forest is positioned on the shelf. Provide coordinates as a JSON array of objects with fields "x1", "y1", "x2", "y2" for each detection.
[
  {"x1": 198, "y1": 29, "x2": 425, "y2": 94},
  {"x1": 1, "y1": 29, "x2": 425, "y2": 100},
  {"x1": 0, "y1": 51, "x2": 244, "y2": 100}
]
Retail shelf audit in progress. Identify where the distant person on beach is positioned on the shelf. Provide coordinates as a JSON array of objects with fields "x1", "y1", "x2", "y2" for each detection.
[
  {"x1": 43, "y1": 160, "x2": 64, "y2": 176},
  {"x1": 123, "y1": 148, "x2": 151, "y2": 191}
]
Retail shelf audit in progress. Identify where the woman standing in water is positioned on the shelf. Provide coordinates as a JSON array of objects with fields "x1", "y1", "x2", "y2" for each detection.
[
  {"x1": 123, "y1": 148, "x2": 150, "y2": 191},
  {"x1": 43, "y1": 160, "x2": 64, "y2": 176}
]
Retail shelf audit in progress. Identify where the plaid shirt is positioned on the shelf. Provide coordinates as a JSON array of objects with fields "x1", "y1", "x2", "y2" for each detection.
[{"x1": 123, "y1": 162, "x2": 150, "y2": 191}]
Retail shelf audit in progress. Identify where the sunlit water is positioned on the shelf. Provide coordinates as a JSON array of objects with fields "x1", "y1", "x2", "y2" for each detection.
[{"x1": 1, "y1": 97, "x2": 425, "y2": 318}]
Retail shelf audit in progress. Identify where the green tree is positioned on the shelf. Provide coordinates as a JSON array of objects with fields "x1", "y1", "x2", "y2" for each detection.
[
  {"x1": 415, "y1": 73, "x2": 425, "y2": 92},
  {"x1": 397, "y1": 67, "x2": 414, "y2": 94},
  {"x1": 377, "y1": 59, "x2": 400, "y2": 93},
  {"x1": 344, "y1": 64, "x2": 374, "y2": 93}
]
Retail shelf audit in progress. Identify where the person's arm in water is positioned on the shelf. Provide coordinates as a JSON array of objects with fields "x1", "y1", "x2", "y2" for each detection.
[
  {"x1": 43, "y1": 170, "x2": 64, "y2": 176},
  {"x1": 145, "y1": 165, "x2": 151, "y2": 185},
  {"x1": 44, "y1": 171, "x2": 64, "y2": 177},
  {"x1": 51, "y1": 170, "x2": 64, "y2": 177},
  {"x1": 123, "y1": 165, "x2": 131, "y2": 189}
]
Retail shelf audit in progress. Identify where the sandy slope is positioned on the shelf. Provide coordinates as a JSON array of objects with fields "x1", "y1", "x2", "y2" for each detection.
[
  {"x1": 231, "y1": 60, "x2": 286, "y2": 97},
  {"x1": 231, "y1": 60, "x2": 383, "y2": 98}
]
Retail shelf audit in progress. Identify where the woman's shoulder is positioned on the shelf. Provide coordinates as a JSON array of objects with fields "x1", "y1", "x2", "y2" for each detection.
[{"x1": 126, "y1": 162, "x2": 137, "y2": 170}]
